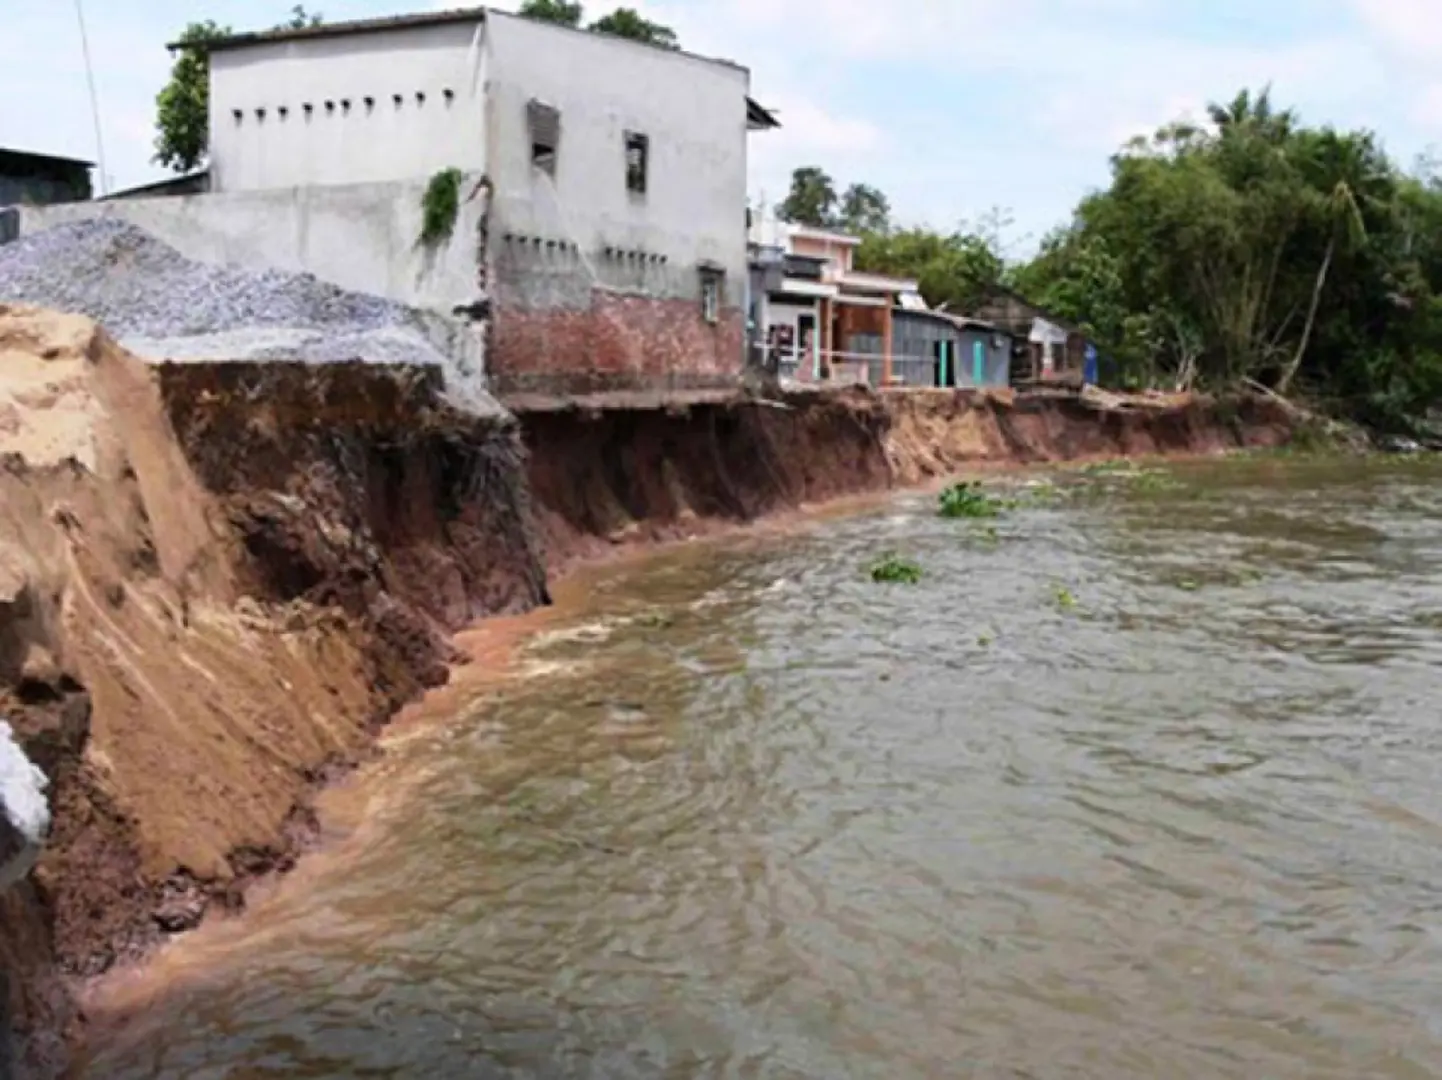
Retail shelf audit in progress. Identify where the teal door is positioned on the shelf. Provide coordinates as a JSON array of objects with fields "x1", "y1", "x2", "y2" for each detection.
[{"x1": 972, "y1": 340, "x2": 985, "y2": 386}]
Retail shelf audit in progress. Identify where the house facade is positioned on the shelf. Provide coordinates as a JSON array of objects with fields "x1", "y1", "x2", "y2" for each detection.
[
  {"x1": 746, "y1": 214, "x2": 1010, "y2": 388},
  {"x1": 972, "y1": 287, "x2": 1090, "y2": 385},
  {"x1": 746, "y1": 215, "x2": 920, "y2": 384},
  {"x1": 202, "y1": 8, "x2": 776, "y2": 398}
]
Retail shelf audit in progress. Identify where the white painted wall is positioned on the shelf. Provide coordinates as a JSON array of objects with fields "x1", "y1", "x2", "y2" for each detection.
[
  {"x1": 18, "y1": 175, "x2": 486, "y2": 310},
  {"x1": 483, "y1": 11, "x2": 751, "y2": 303},
  {"x1": 209, "y1": 20, "x2": 487, "y2": 192}
]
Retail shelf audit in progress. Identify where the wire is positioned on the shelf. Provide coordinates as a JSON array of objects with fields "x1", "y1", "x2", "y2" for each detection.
[{"x1": 73, "y1": 0, "x2": 108, "y2": 195}]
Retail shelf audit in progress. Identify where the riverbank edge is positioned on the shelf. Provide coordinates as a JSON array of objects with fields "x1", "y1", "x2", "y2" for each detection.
[{"x1": 0, "y1": 326, "x2": 1294, "y2": 1077}]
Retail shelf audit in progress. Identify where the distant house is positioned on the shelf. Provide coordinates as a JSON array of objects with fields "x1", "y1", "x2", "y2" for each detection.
[
  {"x1": 746, "y1": 212, "x2": 1012, "y2": 388},
  {"x1": 972, "y1": 286, "x2": 1092, "y2": 385},
  {"x1": 891, "y1": 308, "x2": 1011, "y2": 389},
  {"x1": 0, "y1": 149, "x2": 92, "y2": 208},
  {"x1": 747, "y1": 213, "x2": 921, "y2": 384}
]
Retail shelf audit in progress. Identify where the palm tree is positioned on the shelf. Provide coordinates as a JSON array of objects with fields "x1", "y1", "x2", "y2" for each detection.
[{"x1": 1277, "y1": 130, "x2": 1388, "y2": 393}]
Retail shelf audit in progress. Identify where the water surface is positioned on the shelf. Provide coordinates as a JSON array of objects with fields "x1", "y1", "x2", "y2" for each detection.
[{"x1": 84, "y1": 456, "x2": 1442, "y2": 1078}]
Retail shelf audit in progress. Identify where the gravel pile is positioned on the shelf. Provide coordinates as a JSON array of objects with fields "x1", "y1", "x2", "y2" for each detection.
[{"x1": 0, "y1": 218, "x2": 501, "y2": 414}]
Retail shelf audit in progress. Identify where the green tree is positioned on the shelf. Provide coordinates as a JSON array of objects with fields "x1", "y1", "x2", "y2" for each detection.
[
  {"x1": 838, "y1": 183, "x2": 890, "y2": 235},
  {"x1": 777, "y1": 167, "x2": 838, "y2": 227},
  {"x1": 1014, "y1": 84, "x2": 1442, "y2": 430},
  {"x1": 855, "y1": 227, "x2": 1004, "y2": 311},
  {"x1": 517, "y1": 0, "x2": 583, "y2": 26},
  {"x1": 588, "y1": 8, "x2": 679, "y2": 48},
  {"x1": 283, "y1": 5, "x2": 323, "y2": 28},
  {"x1": 153, "y1": 20, "x2": 231, "y2": 173}
]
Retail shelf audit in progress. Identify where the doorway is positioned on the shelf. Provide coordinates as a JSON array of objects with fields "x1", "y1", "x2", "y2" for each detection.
[{"x1": 797, "y1": 312, "x2": 817, "y2": 379}]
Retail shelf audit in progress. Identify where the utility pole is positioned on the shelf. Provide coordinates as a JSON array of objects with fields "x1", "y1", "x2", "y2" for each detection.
[{"x1": 74, "y1": 0, "x2": 109, "y2": 196}]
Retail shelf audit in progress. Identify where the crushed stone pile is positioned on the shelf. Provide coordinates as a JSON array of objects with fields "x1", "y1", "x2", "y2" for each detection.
[{"x1": 0, "y1": 219, "x2": 499, "y2": 414}]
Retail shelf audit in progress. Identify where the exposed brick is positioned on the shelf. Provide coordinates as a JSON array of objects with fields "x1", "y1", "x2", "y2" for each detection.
[{"x1": 489, "y1": 291, "x2": 744, "y2": 397}]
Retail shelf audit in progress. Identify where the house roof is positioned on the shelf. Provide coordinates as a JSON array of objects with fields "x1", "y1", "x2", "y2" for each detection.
[
  {"x1": 0, "y1": 148, "x2": 93, "y2": 173},
  {"x1": 171, "y1": 7, "x2": 487, "y2": 52},
  {"x1": 789, "y1": 224, "x2": 860, "y2": 246},
  {"x1": 747, "y1": 98, "x2": 780, "y2": 130},
  {"x1": 176, "y1": 7, "x2": 753, "y2": 76},
  {"x1": 981, "y1": 284, "x2": 1085, "y2": 337}
]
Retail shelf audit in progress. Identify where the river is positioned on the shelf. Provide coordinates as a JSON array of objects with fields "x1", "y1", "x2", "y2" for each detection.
[{"x1": 80, "y1": 454, "x2": 1442, "y2": 1079}]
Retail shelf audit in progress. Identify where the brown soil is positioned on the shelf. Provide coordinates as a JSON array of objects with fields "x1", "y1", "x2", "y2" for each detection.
[
  {"x1": 518, "y1": 384, "x2": 1291, "y2": 571},
  {"x1": 0, "y1": 307, "x2": 546, "y2": 1078},
  {"x1": 0, "y1": 305, "x2": 1291, "y2": 1078}
]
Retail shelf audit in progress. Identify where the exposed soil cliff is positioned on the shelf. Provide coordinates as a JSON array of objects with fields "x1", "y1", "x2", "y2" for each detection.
[
  {"x1": 0, "y1": 307, "x2": 546, "y2": 1078},
  {"x1": 516, "y1": 386, "x2": 1292, "y2": 569}
]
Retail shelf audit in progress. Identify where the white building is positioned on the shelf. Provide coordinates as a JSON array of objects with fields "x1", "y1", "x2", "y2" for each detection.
[{"x1": 197, "y1": 7, "x2": 778, "y2": 397}]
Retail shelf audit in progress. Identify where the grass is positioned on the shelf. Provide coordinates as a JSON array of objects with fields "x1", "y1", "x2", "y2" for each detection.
[
  {"x1": 938, "y1": 481, "x2": 1007, "y2": 519},
  {"x1": 1051, "y1": 584, "x2": 1079, "y2": 611},
  {"x1": 869, "y1": 552, "x2": 923, "y2": 584}
]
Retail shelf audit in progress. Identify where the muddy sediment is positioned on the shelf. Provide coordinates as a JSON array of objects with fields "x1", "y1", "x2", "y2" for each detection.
[{"x1": 0, "y1": 305, "x2": 1290, "y2": 1077}]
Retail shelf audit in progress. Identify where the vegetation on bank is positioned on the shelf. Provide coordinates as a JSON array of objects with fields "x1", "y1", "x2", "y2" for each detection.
[{"x1": 776, "y1": 87, "x2": 1442, "y2": 435}]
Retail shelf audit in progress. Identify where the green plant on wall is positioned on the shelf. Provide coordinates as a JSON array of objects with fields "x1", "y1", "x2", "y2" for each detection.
[{"x1": 419, "y1": 167, "x2": 464, "y2": 249}]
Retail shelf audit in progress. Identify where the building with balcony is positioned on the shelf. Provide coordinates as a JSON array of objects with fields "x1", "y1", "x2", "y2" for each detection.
[{"x1": 746, "y1": 214, "x2": 1010, "y2": 388}]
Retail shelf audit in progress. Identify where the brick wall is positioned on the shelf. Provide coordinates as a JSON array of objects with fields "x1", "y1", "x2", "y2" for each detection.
[{"x1": 489, "y1": 290, "x2": 745, "y2": 397}]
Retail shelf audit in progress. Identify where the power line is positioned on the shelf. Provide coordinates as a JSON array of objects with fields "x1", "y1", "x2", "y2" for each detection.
[{"x1": 73, "y1": 0, "x2": 108, "y2": 196}]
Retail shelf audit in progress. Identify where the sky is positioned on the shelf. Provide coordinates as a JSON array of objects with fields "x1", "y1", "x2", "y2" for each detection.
[{"x1": 3, "y1": 0, "x2": 1439, "y2": 256}]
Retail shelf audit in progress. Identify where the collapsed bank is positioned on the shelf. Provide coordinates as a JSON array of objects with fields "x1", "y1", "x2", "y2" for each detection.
[{"x1": 0, "y1": 298, "x2": 1292, "y2": 1076}]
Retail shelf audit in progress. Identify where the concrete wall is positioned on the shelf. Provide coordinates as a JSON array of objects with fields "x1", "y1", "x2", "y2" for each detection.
[
  {"x1": 482, "y1": 11, "x2": 751, "y2": 396},
  {"x1": 17, "y1": 175, "x2": 487, "y2": 312},
  {"x1": 209, "y1": 20, "x2": 487, "y2": 192}
]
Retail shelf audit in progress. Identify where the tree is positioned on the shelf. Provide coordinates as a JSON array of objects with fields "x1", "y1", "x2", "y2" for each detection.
[
  {"x1": 1278, "y1": 128, "x2": 1389, "y2": 392},
  {"x1": 1014, "y1": 85, "x2": 1442, "y2": 431},
  {"x1": 777, "y1": 167, "x2": 838, "y2": 227},
  {"x1": 838, "y1": 183, "x2": 890, "y2": 235},
  {"x1": 517, "y1": 0, "x2": 583, "y2": 26},
  {"x1": 856, "y1": 227, "x2": 1004, "y2": 311},
  {"x1": 283, "y1": 5, "x2": 323, "y2": 29},
  {"x1": 588, "y1": 8, "x2": 679, "y2": 48},
  {"x1": 155, "y1": 9, "x2": 328, "y2": 175},
  {"x1": 153, "y1": 20, "x2": 231, "y2": 173}
]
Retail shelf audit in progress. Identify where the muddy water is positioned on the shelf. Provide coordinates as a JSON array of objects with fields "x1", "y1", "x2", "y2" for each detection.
[{"x1": 83, "y1": 456, "x2": 1442, "y2": 1079}]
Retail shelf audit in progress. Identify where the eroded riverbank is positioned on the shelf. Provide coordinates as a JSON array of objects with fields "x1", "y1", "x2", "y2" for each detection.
[
  {"x1": 76, "y1": 454, "x2": 1442, "y2": 1078},
  {"x1": 0, "y1": 305, "x2": 1291, "y2": 1077}
]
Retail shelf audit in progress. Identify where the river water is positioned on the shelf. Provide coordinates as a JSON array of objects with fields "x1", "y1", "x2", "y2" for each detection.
[{"x1": 82, "y1": 455, "x2": 1442, "y2": 1079}]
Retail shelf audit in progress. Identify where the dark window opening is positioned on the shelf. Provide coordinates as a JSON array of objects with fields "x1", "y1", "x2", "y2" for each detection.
[
  {"x1": 278, "y1": 105, "x2": 289, "y2": 119},
  {"x1": 699, "y1": 268, "x2": 723, "y2": 324},
  {"x1": 624, "y1": 131, "x2": 648, "y2": 195},
  {"x1": 528, "y1": 99, "x2": 560, "y2": 176},
  {"x1": 416, "y1": 91, "x2": 426, "y2": 106}
]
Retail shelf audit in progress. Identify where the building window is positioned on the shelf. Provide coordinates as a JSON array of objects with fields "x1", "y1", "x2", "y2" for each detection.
[
  {"x1": 528, "y1": 99, "x2": 560, "y2": 176},
  {"x1": 624, "y1": 132, "x2": 648, "y2": 195},
  {"x1": 700, "y1": 268, "x2": 723, "y2": 324}
]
